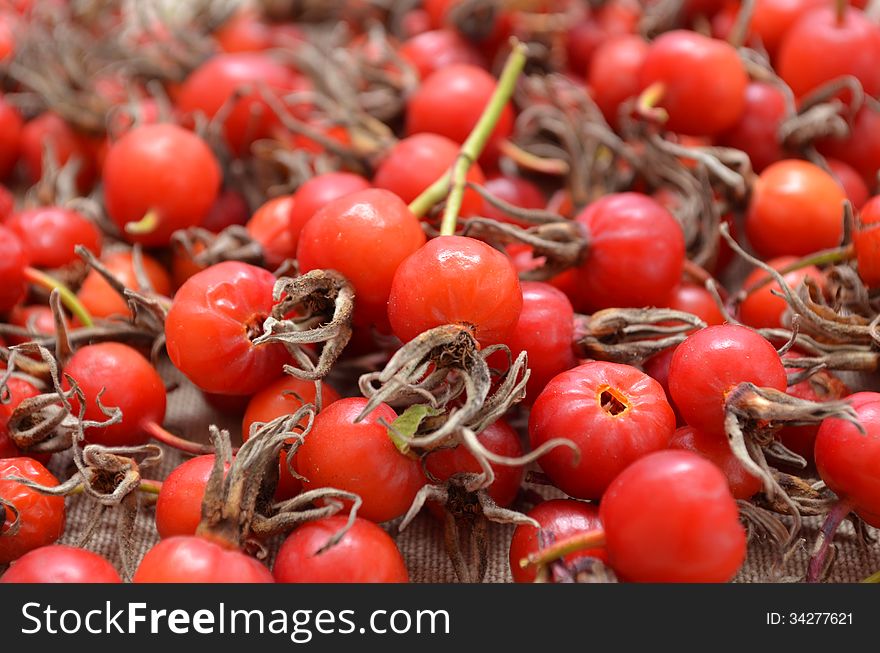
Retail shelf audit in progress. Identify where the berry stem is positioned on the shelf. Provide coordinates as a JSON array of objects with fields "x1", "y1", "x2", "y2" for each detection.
[
  {"x1": 124, "y1": 209, "x2": 159, "y2": 236},
  {"x1": 142, "y1": 420, "x2": 228, "y2": 456},
  {"x1": 496, "y1": 139, "x2": 570, "y2": 175},
  {"x1": 408, "y1": 40, "x2": 528, "y2": 226},
  {"x1": 635, "y1": 82, "x2": 668, "y2": 124},
  {"x1": 520, "y1": 528, "x2": 607, "y2": 569},
  {"x1": 806, "y1": 498, "x2": 853, "y2": 582},
  {"x1": 138, "y1": 479, "x2": 163, "y2": 495},
  {"x1": 835, "y1": 0, "x2": 848, "y2": 25},
  {"x1": 863, "y1": 570, "x2": 880, "y2": 583},
  {"x1": 23, "y1": 266, "x2": 94, "y2": 327}
]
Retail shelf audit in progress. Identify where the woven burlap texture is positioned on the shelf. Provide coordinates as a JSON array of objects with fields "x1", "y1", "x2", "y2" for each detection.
[{"x1": 50, "y1": 366, "x2": 879, "y2": 583}]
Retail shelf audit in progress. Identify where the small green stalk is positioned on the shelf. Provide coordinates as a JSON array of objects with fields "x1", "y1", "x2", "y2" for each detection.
[
  {"x1": 408, "y1": 39, "x2": 529, "y2": 235},
  {"x1": 24, "y1": 266, "x2": 94, "y2": 327}
]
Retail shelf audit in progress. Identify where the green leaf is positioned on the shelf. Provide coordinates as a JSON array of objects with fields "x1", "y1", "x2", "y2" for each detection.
[{"x1": 387, "y1": 404, "x2": 443, "y2": 455}]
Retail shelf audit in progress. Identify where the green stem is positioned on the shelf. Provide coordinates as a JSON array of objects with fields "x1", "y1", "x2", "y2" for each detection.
[
  {"x1": 23, "y1": 266, "x2": 94, "y2": 327},
  {"x1": 520, "y1": 528, "x2": 607, "y2": 569},
  {"x1": 741, "y1": 245, "x2": 853, "y2": 296},
  {"x1": 124, "y1": 209, "x2": 159, "y2": 236},
  {"x1": 138, "y1": 479, "x2": 163, "y2": 495},
  {"x1": 408, "y1": 40, "x2": 528, "y2": 229}
]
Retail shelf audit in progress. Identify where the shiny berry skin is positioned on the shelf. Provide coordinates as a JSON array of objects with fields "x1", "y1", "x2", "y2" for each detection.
[
  {"x1": 0, "y1": 545, "x2": 121, "y2": 583},
  {"x1": 133, "y1": 536, "x2": 274, "y2": 583},
  {"x1": 777, "y1": 7, "x2": 880, "y2": 100},
  {"x1": 600, "y1": 450, "x2": 746, "y2": 582},
  {"x1": 0, "y1": 95, "x2": 23, "y2": 179},
  {"x1": 387, "y1": 235, "x2": 522, "y2": 346},
  {"x1": 76, "y1": 250, "x2": 172, "y2": 319},
  {"x1": 424, "y1": 418, "x2": 524, "y2": 508},
  {"x1": 508, "y1": 499, "x2": 607, "y2": 583},
  {"x1": 588, "y1": 35, "x2": 649, "y2": 127},
  {"x1": 178, "y1": 53, "x2": 308, "y2": 156},
  {"x1": 165, "y1": 262, "x2": 289, "y2": 395},
  {"x1": 274, "y1": 516, "x2": 409, "y2": 583},
  {"x1": 0, "y1": 377, "x2": 42, "y2": 459},
  {"x1": 0, "y1": 457, "x2": 65, "y2": 564},
  {"x1": 6, "y1": 207, "x2": 102, "y2": 269},
  {"x1": 572, "y1": 193, "x2": 685, "y2": 312},
  {"x1": 63, "y1": 343, "x2": 166, "y2": 447},
  {"x1": 19, "y1": 112, "x2": 97, "y2": 192},
  {"x1": 499, "y1": 281, "x2": 576, "y2": 402},
  {"x1": 406, "y1": 64, "x2": 513, "y2": 166},
  {"x1": 103, "y1": 124, "x2": 221, "y2": 247},
  {"x1": 0, "y1": 224, "x2": 28, "y2": 312},
  {"x1": 399, "y1": 29, "x2": 485, "y2": 80},
  {"x1": 815, "y1": 392, "x2": 880, "y2": 527},
  {"x1": 739, "y1": 257, "x2": 824, "y2": 329},
  {"x1": 664, "y1": 282, "x2": 725, "y2": 327},
  {"x1": 155, "y1": 455, "x2": 229, "y2": 539},
  {"x1": 295, "y1": 398, "x2": 425, "y2": 523},
  {"x1": 669, "y1": 426, "x2": 762, "y2": 499},
  {"x1": 779, "y1": 365, "x2": 849, "y2": 461},
  {"x1": 529, "y1": 361, "x2": 676, "y2": 500},
  {"x1": 638, "y1": 30, "x2": 747, "y2": 136},
  {"x1": 856, "y1": 196, "x2": 880, "y2": 288},
  {"x1": 717, "y1": 82, "x2": 787, "y2": 173},
  {"x1": 669, "y1": 325, "x2": 787, "y2": 436},
  {"x1": 289, "y1": 172, "x2": 371, "y2": 250},
  {"x1": 749, "y1": 0, "x2": 827, "y2": 57},
  {"x1": 373, "y1": 133, "x2": 485, "y2": 218},
  {"x1": 745, "y1": 160, "x2": 846, "y2": 258},
  {"x1": 297, "y1": 189, "x2": 425, "y2": 331},
  {"x1": 246, "y1": 195, "x2": 296, "y2": 269},
  {"x1": 242, "y1": 376, "x2": 341, "y2": 500}
]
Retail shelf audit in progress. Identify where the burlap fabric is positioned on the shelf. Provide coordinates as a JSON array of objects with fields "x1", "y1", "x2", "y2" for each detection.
[{"x1": 50, "y1": 366, "x2": 879, "y2": 583}]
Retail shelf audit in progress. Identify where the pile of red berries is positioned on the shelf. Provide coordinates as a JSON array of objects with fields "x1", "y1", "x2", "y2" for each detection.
[{"x1": 1, "y1": 0, "x2": 879, "y2": 584}]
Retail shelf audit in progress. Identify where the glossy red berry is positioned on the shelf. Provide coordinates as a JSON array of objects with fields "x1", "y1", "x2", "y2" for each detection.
[
  {"x1": 855, "y1": 196, "x2": 880, "y2": 288},
  {"x1": 572, "y1": 193, "x2": 685, "y2": 312},
  {"x1": 0, "y1": 95, "x2": 23, "y2": 179},
  {"x1": 0, "y1": 457, "x2": 65, "y2": 564},
  {"x1": 274, "y1": 516, "x2": 409, "y2": 583},
  {"x1": 156, "y1": 455, "x2": 228, "y2": 539},
  {"x1": 717, "y1": 82, "x2": 787, "y2": 173},
  {"x1": 297, "y1": 188, "x2": 426, "y2": 331},
  {"x1": 103, "y1": 124, "x2": 221, "y2": 247},
  {"x1": 289, "y1": 172, "x2": 370, "y2": 251},
  {"x1": 373, "y1": 133, "x2": 485, "y2": 218},
  {"x1": 639, "y1": 30, "x2": 747, "y2": 136},
  {"x1": 165, "y1": 262, "x2": 289, "y2": 395},
  {"x1": 508, "y1": 499, "x2": 607, "y2": 583},
  {"x1": 739, "y1": 257, "x2": 825, "y2": 329},
  {"x1": 815, "y1": 392, "x2": 880, "y2": 527},
  {"x1": 745, "y1": 160, "x2": 846, "y2": 259},
  {"x1": 246, "y1": 195, "x2": 296, "y2": 269},
  {"x1": 6, "y1": 207, "x2": 102, "y2": 269},
  {"x1": 669, "y1": 324, "x2": 787, "y2": 435},
  {"x1": 133, "y1": 536, "x2": 273, "y2": 583},
  {"x1": 424, "y1": 418, "x2": 524, "y2": 508},
  {"x1": 529, "y1": 361, "x2": 676, "y2": 499},
  {"x1": 669, "y1": 425, "x2": 762, "y2": 499},
  {"x1": 588, "y1": 34, "x2": 648, "y2": 127},
  {"x1": 63, "y1": 342, "x2": 167, "y2": 447},
  {"x1": 387, "y1": 235, "x2": 522, "y2": 346},
  {"x1": 600, "y1": 450, "x2": 746, "y2": 582},
  {"x1": 0, "y1": 545, "x2": 121, "y2": 583},
  {"x1": 399, "y1": 29, "x2": 485, "y2": 80},
  {"x1": 76, "y1": 250, "x2": 173, "y2": 319},
  {"x1": 406, "y1": 64, "x2": 513, "y2": 166},
  {"x1": 295, "y1": 398, "x2": 425, "y2": 523}
]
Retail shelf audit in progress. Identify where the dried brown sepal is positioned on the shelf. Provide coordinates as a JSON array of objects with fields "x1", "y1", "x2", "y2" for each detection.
[
  {"x1": 170, "y1": 226, "x2": 265, "y2": 272},
  {"x1": 250, "y1": 270, "x2": 354, "y2": 380},
  {"x1": 459, "y1": 216, "x2": 587, "y2": 281},
  {"x1": 576, "y1": 307, "x2": 707, "y2": 364}
]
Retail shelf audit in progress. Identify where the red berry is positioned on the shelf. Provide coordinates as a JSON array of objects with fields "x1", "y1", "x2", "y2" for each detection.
[
  {"x1": 289, "y1": 172, "x2": 370, "y2": 250},
  {"x1": 6, "y1": 207, "x2": 102, "y2": 269},
  {"x1": 387, "y1": 235, "x2": 522, "y2": 346},
  {"x1": 600, "y1": 450, "x2": 746, "y2": 582},
  {"x1": 133, "y1": 536, "x2": 273, "y2": 583},
  {"x1": 0, "y1": 545, "x2": 121, "y2": 583},
  {"x1": 529, "y1": 361, "x2": 676, "y2": 499},
  {"x1": 669, "y1": 425, "x2": 762, "y2": 499},
  {"x1": 165, "y1": 262, "x2": 290, "y2": 395},
  {"x1": 0, "y1": 457, "x2": 65, "y2": 564},
  {"x1": 509, "y1": 499, "x2": 607, "y2": 583},
  {"x1": 739, "y1": 257, "x2": 825, "y2": 329},
  {"x1": 0, "y1": 224, "x2": 28, "y2": 312},
  {"x1": 274, "y1": 516, "x2": 409, "y2": 583},
  {"x1": 76, "y1": 250, "x2": 172, "y2": 319},
  {"x1": 103, "y1": 124, "x2": 221, "y2": 247}
]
